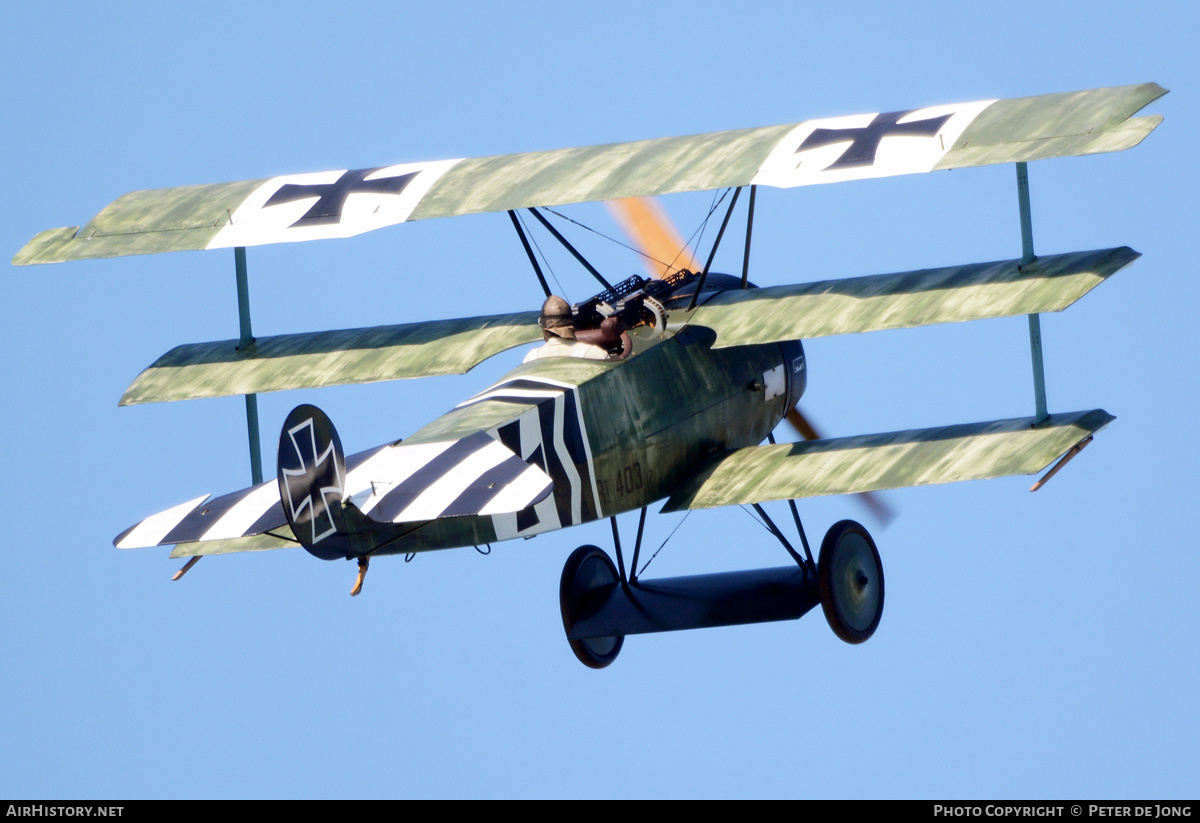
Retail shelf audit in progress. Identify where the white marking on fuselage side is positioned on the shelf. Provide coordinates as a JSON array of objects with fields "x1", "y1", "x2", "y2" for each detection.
[
  {"x1": 470, "y1": 374, "x2": 582, "y2": 397},
  {"x1": 764, "y1": 364, "x2": 785, "y2": 401},
  {"x1": 345, "y1": 441, "x2": 456, "y2": 516},
  {"x1": 479, "y1": 465, "x2": 554, "y2": 516},
  {"x1": 563, "y1": 378, "x2": 602, "y2": 520},
  {"x1": 485, "y1": 373, "x2": 602, "y2": 540},
  {"x1": 456, "y1": 387, "x2": 563, "y2": 408},
  {"x1": 385, "y1": 441, "x2": 512, "y2": 523},
  {"x1": 549, "y1": 392, "x2": 584, "y2": 523},
  {"x1": 490, "y1": 406, "x2": 558, "y2": 541}
]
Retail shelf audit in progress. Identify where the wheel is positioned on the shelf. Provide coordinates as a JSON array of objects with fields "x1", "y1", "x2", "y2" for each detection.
[
  {"x1": 559, "y1": 545, "x2": 624, "y2": 669},
  {"x1": 818, "y1": 520, "x2": 884, "y2": 644}
]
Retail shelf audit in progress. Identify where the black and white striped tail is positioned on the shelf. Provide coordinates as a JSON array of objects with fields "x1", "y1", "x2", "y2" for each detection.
[{"x1": 115, "y1": 408, "x2": 555, "y2": 552}]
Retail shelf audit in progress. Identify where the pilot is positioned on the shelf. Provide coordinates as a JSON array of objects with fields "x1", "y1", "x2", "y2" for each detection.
[{"x1": 524, "y1": 295, "x2": 612, "y2": 362}]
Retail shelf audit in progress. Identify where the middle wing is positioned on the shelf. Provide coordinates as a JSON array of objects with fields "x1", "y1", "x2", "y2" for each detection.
[
  {"x1": 121, "y1": 310, "x2": 540, "y2": 405},
  {"x1": 687, "y1": 247, "x2": 1138, "y2": 347},
  {"x1": 119, "y1": 247, "x2": 1136, "y2": 404}
]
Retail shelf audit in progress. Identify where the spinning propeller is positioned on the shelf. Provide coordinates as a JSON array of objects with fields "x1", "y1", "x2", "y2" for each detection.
[
  {"x1": 786, "y1": 408, "x2": 895, "y2": 527},
  {"x1": 605, "y1": 197, "x2": 700, "y2": 279},
  {"x1": 605, "y1": 197, "x2": 896, "y2": 527}
]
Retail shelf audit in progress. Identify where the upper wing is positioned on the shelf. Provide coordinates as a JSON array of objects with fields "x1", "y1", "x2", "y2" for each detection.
[
  {"x1": 687, "y1": 247, "x2": 1139, "y2": 348},
  {"x1": 120, "y1": 310, "x2": 540, "y2": 405},
  {"x1": 663, "y1": 410, "x2": 1111, "y2": 511},
  {"x1": 16, "y1": 84, "x2": 1164, "y2": 265}
]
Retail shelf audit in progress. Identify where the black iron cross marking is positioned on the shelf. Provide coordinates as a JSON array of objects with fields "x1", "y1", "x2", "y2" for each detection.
[
  {"x1": 283, "y1": 419, "x2": 343, "y2": 544},
  {"x1": 264, "y1": 167, "x2": 419, "y2": 227},
  {"x1": 795, "y1": 109, "x2": 953, "y2": 170}
]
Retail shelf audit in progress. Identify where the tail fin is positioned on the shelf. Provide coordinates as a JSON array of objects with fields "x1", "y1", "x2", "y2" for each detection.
[{"x1": 277, "y1": 404, "x2": 350, "y2": 560}]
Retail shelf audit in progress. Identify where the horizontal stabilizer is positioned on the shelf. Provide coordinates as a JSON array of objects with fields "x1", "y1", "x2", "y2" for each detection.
[
  {"x1": 662, "y1": 409, "x2": 1113, "y2": 511},
  {"x1": 121, "y1": 311, "x2": 540, "y2": 405},
  {"x1": 168, "y1": 531, "x2": 297, "y2": 559},
  {"x1": 116, "y1": 432, "x2": 551, "y2": 548},
  {"x1": 690, "y1": 247, "x2": 1139, "y2": 348},
  {"x1": 16, "y1": 84, "x2": 1164, "y2": 264}
]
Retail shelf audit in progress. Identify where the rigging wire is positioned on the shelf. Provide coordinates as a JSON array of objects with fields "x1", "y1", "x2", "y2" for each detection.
[
  {"x1": 543, "y1": 206, "x2": 670, "y2": 271},
  {"x1": 690, "y1": 188, "x2": 730, "y2": 270},
  {"x1": 738, "y1": 503, "x2": 775, "y2": 536},
  {"x1": 542, "y1": 188, "x2": 731, "y2": 280},
  {"x1": 636, "y1": 510, "x2": 692, "y2": 577},
  {"x1": 517, "y1": 210, "x2": 569, "y2": 300}
]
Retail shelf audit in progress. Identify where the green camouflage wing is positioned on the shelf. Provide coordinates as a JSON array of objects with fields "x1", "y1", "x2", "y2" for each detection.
[
  {"x1": 15, "y1": 84, "x2": 1164, "y2": 265},
  {"x1": 662, "y1": 410, "x2": 1112, "y2": 511},
  {"x1": 688, "y1": 247, "x2": 1138, "y2": 348},
  {"x1": 121, "y1": 311, "x2": 541, "y2": 405}
]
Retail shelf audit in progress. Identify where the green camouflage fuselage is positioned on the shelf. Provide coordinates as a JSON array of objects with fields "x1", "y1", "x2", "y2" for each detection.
[{"x1": 368, "y1": 298, "x2": 806, "y2": 556}]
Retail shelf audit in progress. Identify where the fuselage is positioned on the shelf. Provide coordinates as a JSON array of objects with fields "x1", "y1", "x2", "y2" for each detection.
[{"x1": 371, "y1": 275, "x2": 806, "y2": 555}]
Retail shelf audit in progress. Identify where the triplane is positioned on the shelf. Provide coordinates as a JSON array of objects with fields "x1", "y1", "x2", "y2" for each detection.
[{"x1": 15, "y1": 83, "x2": 1164, "y2": 667}]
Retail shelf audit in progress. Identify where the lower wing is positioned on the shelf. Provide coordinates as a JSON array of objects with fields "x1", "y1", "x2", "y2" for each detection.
[{"x1": 663, "y1": 410, "x2": 1111, "y2": 511}]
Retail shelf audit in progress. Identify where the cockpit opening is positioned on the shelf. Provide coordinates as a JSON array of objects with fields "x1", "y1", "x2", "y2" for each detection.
[{"x1": 523, "y1": 269, "x2": 740, "y2": 363}]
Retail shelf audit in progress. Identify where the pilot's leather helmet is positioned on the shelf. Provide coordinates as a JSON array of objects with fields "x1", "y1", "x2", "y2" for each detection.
[{"x1": 539, "y1": 295, "x2": 576, "y2": 340}]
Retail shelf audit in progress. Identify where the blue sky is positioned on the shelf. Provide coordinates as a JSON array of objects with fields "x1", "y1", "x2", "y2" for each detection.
[{"x1": 2, "y1": 0, "x2": 1196, "y2": 799}]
